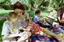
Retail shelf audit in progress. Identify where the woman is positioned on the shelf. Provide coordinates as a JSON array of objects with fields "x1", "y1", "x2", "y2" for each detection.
[
  {"x1": 13, "y1": 1, "x2": 31, "y2": 28},
  {"x1": 57, "y1": 6, "x2": 64, "y2": 26}
]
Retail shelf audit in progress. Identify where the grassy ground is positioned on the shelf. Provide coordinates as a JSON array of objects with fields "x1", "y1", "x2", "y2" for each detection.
[
  {"x1": 0, "y1": 10, "x2": 57, "y2": 41},
  {"x1": 0, "y1": 10, "x2": 57, "y2": 19}
]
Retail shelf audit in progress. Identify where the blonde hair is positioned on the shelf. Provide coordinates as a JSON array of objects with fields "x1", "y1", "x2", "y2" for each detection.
[
  {"x1": 7, "y1": 12, "x2": 18, "y2": 21},
  {"x1": 48, "y1": 9, "x2": 56, "y2": 16}
]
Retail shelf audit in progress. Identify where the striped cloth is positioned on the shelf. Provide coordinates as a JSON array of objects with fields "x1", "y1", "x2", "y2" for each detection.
[
  {"x1": 31, "y1": 34, "x2": 56, "y2": 42},
  {"x1": 53, "y1": 27, "x2": 64, "y2": 34}
]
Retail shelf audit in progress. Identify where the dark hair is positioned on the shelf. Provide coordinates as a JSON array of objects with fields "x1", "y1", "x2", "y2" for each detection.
[
  {"x1": 35, "y1": 10, "x2": 40, "y2": 14},
  {"x1": 13, "y1": 1, "x2": 25, "y2": 10}
]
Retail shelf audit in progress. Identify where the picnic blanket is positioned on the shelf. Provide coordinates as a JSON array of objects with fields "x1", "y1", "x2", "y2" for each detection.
[
  {"x1": 53, "y1": 27, "x2": 64, "y2": 34},
  {"x1": 31, "y1": 34, "x2": 57, "y2": 42},
  {"x1": 25, "y1": 22, "x2": 42, "y2": 34}
]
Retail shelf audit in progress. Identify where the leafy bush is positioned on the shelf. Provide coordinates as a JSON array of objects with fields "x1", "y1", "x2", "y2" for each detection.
[{"x1": 0, "y1": 4, "x2": 12, "y2": 10}]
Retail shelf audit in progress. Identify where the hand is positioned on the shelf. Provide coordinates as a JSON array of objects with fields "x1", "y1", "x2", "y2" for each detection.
[
  {"x1": 38, "y1": 18, "x2": 42, "y2": 21},
  {"x1": 40, "y1": 18, "x2": 42, "y2": 20},
  {"x1": 19, "y1": 32, "x2": 25, "y2": 36},
  {"x1": 19, "y1": 26, "x2": 23, "y2": 30},
  {"x1": 59, "y1": 20, "x2": 64, "y2": 23},
  {"x1": 28, "y1": 23, "x2": 32, "y2": 26}
]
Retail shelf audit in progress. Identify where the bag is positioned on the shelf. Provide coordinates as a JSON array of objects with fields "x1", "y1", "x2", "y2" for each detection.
[{"x1": 45, "y1": 17, "x2": 55, "y2": 26}]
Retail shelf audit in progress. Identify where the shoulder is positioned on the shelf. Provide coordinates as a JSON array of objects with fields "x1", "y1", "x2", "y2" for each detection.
[
  {"x1": 3, "y1": 21, "x2": 9, "y2": 24},
  {"x1": 24, "y1": 12, "x2": 29, "y2": 16},
  {"x1": 3, "y1": 21, "x2": 10, "y2": 26},
  {"x1": 34, "y1": 14, "x2": 38, "y2": 18}
]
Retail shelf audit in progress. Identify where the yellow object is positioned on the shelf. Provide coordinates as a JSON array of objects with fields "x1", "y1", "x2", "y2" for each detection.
[
  {"x1": 46, "y1": 18, "x2": 48, "y2": 21},
  {"x1": 61, "y1": 19, "x2": 64, "y2": 21},
  {"x1": 13, "y1": 29, "x2": 15, "y2": 31}
]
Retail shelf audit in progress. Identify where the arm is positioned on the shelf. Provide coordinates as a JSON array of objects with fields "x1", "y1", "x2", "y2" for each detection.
[
  {"x1": 28, "y1": 17, "x2": 31, "y2": 24},
  {"x1": 7, "y1": 34, "x2": 21, "y2": 38},
  {"x1": 1, "y1": 22, "x2": 10, "y2": 38},
  {"x1": 57, "y1": 9, "x2": 61, "y2": 21},
  {"x1": 26, "y1": 13, "x2": 31, "y2": 24},
  {"x1": 38, "y1": 19, "x2": 42, "y2": 21},
  {"x1": 58, "y1": 17, "x2": 60, "y2": 21},
  {"x1": 37, "y1": 17, "x2": 42, "y2": 21}
]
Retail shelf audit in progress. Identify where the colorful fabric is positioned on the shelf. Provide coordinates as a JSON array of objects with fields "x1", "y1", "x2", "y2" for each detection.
[
  {"x1": 31, "y1": 34, "x2": 56, "y2": 42},
  {"x1": 25, "y1": 22, "x2": 42, "y2": 34},
  {"x1": 30, "y1": 22, "x2": 42, "y2": 34},
  {"x1": 53, "y1": 27, "x2": 64, "y2": 34}
]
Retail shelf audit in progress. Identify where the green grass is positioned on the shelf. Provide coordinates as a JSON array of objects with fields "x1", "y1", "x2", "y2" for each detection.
[
  {"x1": 0, "y1": 20, "x2": 6, "y2": 35},
  {"x1": 0, "y1": 19, "x2": 6, "y2": 41}
]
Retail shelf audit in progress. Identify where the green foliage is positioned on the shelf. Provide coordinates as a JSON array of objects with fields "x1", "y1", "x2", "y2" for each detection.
[
  {"x1": 0, "y1": 20, "x2": 6, "y2": 35},
  {"x1": 0, "y1": 0, "x2": 9, "y2": 4},
  {"x1": 0, "y1": 4, "x2": 12, "y2": 10},
  {"x1": 0, "y1": 0, "x2": 5, "y2": 4},
  {"x1": 0, "y1": 0, "x2": 64, "y2": 11},
  {"x1": 43, "y1": 1, "x2": 49, "y2": 7}
]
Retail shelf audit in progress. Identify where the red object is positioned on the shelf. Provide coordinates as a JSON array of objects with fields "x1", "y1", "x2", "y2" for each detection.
[
  {"x1": 25, "y1": 22, "x2": 42, "y2": 34},
  {"x1": 60, "y1": 8, "x2": 64, "y2": 20},
  {"x1": 62, "y1": 12, "x2": 64, "y2": 19},
  {"x1": 25, "y1": 25, "x2": 29, "y2": 29}
]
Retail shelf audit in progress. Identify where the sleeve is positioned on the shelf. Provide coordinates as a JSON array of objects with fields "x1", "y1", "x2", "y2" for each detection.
[
  {"x1": 33, "y1": 17, "x2": 39, "y2": 23},
  {"x1": 44, "y1": 17, "x2": 47, "y2": 23},
  {"x1": 1, "y1": 22, "x2": 10, "y2": 36},
  {"x1": 25, "y1": 12, "x2": 29, "y2": 20}
]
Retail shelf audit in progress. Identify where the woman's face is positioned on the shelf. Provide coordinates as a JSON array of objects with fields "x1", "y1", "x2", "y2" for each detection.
[{"x1": 15, "y1": 9, "x2": 24, "y2": 19}]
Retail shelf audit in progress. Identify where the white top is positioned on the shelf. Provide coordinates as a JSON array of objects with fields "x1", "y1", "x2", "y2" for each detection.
[{"x1": 1, "y1": 21, "x2": 22, "y2": 39}]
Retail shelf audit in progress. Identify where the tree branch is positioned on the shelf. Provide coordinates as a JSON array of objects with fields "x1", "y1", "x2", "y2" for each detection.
[
  {"x1": 30, "y1": 0, "x2": 34, "y2": 7},
  {"x1": 38, "y1": 0, "x2": 45, "y2": 8}
]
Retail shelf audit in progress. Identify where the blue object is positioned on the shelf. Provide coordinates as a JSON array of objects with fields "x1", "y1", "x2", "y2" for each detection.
[{"x1": 32, "y1": 14, "x2": 40, "y2": 25}]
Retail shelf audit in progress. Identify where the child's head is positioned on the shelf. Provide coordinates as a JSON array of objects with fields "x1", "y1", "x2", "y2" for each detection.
[
  {"x1": 7, "y1": 12, "x2": 18, "y2": 25},
  {"x1": 49, "y1": 10, "x2": 56, "y2": 16},
  {"x1": 35, "y1": 10, "x2": 40, "y2": 16},
  {"x1": 14, "y1": 9, "x2": 24, "y2": 19}
]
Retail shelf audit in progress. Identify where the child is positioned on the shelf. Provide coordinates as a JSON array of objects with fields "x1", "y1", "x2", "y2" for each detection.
[
  {"x1": 32, "y1": 10, "x2": 42, "y2": 25},
  {"x1": 44, "y1": 10, "x2": 56, "y2": 25},
  {"x1": 1, "y1": 12, "x2": 31, "y2": 42}
]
